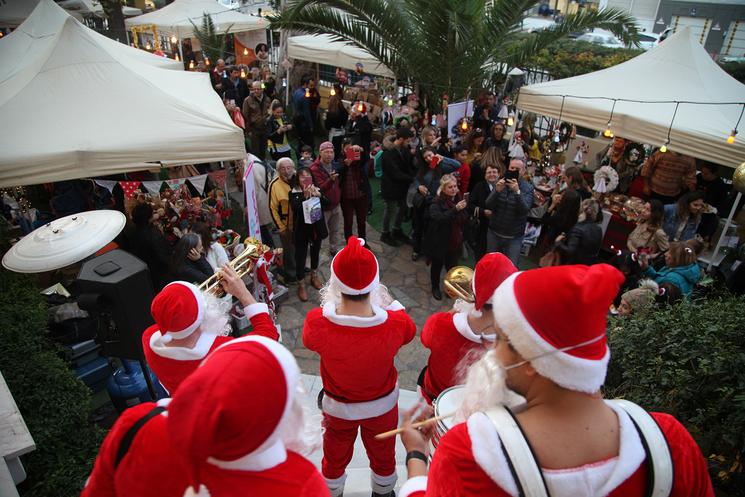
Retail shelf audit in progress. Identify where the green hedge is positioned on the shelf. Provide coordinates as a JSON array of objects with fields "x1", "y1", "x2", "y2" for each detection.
[
  {"x1": 606, "y1": 295, "x2": 745, "y2": 494},
  {"x1": 0, "y1": 224, "x2": 103, "y2": 497}
]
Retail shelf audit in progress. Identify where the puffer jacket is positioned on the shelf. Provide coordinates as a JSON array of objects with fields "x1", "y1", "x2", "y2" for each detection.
[{"x1": 643, "y1": 263, "x2": 700, "y2": 296}]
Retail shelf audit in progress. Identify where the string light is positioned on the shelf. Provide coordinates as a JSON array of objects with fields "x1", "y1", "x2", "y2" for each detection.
[
  {"x1": 387, "y1": 97, "x2": 394, "y2": 106},
  {"x1": 189, "y1": 60, "x2": 194, "y2": 70},
  {"x1": 261, "y1": 82, "x2": 266, "y2": 89},
  {"x1": 727, "y1": 130, "x2": 737, "y2": 144},
  {"x1": 170, "y1": 35, "x2": 177, "y2": 44},
  {"x1": 330, "y1": 87, "x2": 336, "y2": 96},
  {"x1": 145, "y1": 41, "x2": 152, "y2": 50},
  {"x1": 507, "y1": 113, "x2": 515, "y2": 127},
  {"x1": 603, "y1": 123, "x2": 614, "y2": 138},
  {"x1": 243, "y1": 47, "x2": 249, "y2": 56},
  {"x1": 240, "y1": 69, "x2": 246, "y2": 78},
  {"x1": 461, "y1": 120, "x2": 468, "y2": 131},
  {"x1": 357, "y1": 101, "x2": 364, "y2": 112},
  {"x1": 175, "y1": 54, "x2": 180, "y2": 61},
  {"x1": 305, "y1": 88, "x2": 311, "y2": 98},
  {"x1": 660, "y1": 140, "x2": 669, "y2": 153},
  {"x1": 205, "y1": 57, "x2": 210, "y2": 66}
]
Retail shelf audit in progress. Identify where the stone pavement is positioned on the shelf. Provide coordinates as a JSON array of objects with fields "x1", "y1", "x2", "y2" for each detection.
[{"x1": 275, "y1": 222, "x2": 453, "y2": 391}]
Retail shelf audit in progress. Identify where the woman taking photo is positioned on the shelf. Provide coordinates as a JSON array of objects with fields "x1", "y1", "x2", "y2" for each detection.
[
  {"x1": 191, "y1": 222, "x2": 230, "y2": 273},
  {"x1": 265, "y1": 101, "x2": 294, "y2": 161},
  {"x1": 662, "y1": 191, "x2": 706, "y2": 242},
  {"x1": 627, "y1": 200, "x2": 669, "y2": 257},
  {"x1": 555, "y1": 198, "x2": 603, "y2": 265},
  {"x1": 423, "y1": 174, "x2": 468, "y2": 300},
  {"x1": 325, "y1": 86, "x2": 349, "y2": 159},
  {"x1": 289, "y1": 167, "x2": 328, "y2": 301},
  {"x1": 170, "y1": 233, "x2": 213, "y2": 284}
]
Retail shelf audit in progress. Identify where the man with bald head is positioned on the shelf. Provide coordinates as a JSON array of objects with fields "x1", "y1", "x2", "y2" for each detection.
[
  {"x1": 242, "y1": 80, "x2": 271, "y2": 159},
  {"x1": 211, "y1": 58, "x2": 226, "y2": 97}
]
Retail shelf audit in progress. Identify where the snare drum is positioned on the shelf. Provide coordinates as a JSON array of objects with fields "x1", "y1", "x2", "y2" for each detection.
[{"x1": 431, "y1": 385, "x2": 465, "y2": 452}]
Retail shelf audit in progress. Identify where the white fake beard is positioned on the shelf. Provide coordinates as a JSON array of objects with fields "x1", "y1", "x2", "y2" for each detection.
[
  {"x1": 319, "y1": 277, "x2": 392, "y2": 309},
  {"x1": 200, "y1": 292, "x2": 232, "y2": 337},
  {"x1": 452, "y1": 299, "x2": 482, "y2": 318},
  {"x1": 279, "y1": 381, "x2": 323, "y2": 456},
  {"x1": 455, "y1": 348, "x2": 512, "y2": 423}
]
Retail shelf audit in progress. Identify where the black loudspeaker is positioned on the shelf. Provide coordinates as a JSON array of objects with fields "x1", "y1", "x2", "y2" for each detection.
[{"x1": 77, "y1": 249, "x2": 154, "y2": 360}]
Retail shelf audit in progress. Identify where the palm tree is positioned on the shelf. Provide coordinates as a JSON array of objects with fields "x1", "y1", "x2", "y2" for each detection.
[
  {"x1": 190, "y1": 14, "x2": 233, "y2": 64},
  {"x1": 270, "y1": 0, "x2": 639, "y2": 109}
]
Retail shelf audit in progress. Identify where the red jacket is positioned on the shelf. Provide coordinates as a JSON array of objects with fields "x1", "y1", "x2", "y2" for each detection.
[
  {"x1": 143, "y1": 303, "x2": 278, "y2": 394},
  {"x1": 420, "y1": 312, "x2": 494, "y2": 404},
  {"x1": 303, "y1": 301, "x2": 416, "y2": 418},
  {"x1": 310, "y1": 158, "x2": 341, "y2": 209},
  {"x1": 399, "y1": 404, "x2": 714, "y2": 497}
]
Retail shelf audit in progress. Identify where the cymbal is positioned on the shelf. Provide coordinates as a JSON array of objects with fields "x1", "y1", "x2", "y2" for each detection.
[{"x1": 2, "y1": 210, "x2": 126, "y2": 273}]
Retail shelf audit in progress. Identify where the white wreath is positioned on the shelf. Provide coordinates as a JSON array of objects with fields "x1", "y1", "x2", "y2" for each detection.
[{"x1": 593, "y1": 165, "x2": 619, "y2": 193}]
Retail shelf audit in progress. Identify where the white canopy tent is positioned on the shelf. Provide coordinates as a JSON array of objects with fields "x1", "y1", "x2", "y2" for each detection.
[
  {"x1": 287, "y1": 34, "x2": 394, "y2": 78},
  {"x1": 0, "y1": 0, "x2": 140, "y2": 28},
  {"x1": 125, "y1": 0, "x2": 267, "y2": 40},
  {"x1": 517, "y1": 27, "x2": 745, "y2": 170},
  {"x1": 0, "y1": 0, "x2": 244, "y2": 188}
]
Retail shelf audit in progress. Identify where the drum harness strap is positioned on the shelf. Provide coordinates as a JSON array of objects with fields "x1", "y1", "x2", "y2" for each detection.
[
  {"x1": 114, "y1": 406, "x2": 166, "y2": 469},
  {"x1": 483, "y1": 399, "x2": 673, "y2": 497}
]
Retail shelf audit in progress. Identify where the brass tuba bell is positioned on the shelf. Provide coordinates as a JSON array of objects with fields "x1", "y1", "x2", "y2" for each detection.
[{"x1": 443, "y1": 266, "x2": 475, "y2": 302}]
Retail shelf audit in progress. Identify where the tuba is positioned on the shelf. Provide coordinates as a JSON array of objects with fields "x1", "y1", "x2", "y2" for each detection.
[
  {"x1": 443, "y1": 266, "x2": 474, "y2": 302},
  {"x1": 199, "y1": 237, "x2": 279, "y2": 297}
]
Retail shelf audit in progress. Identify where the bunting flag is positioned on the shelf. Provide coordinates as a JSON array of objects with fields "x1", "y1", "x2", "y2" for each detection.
[
  {"x1": 119, "y1": 181, "x2": 141, "y2": 199},
  {"x1": 94, "y1": 180, "x2": 117, "y2": 193},
  {"x1": 189, "y1": 174, "x2": 208, "y2": 195},
  {"x1": 208, "y1": 169, "x2": 227, "y2": 187},
  {"x1": 166, "y1": 178, "x2": 186, "y2": 191},
  {"x1": 141, "y1": 180, "x2": 164, "y2": 193}
]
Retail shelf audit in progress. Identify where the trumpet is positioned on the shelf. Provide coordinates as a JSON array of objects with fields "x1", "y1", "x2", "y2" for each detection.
[
  {"x1": 199, "y1": 237, "x2": 277, "y2": 297},
  {"x1": 443, "y1": 266, "x2": 474, "y2": 302}
]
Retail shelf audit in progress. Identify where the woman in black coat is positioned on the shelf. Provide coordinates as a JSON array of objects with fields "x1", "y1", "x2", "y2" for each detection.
[
  {"x1": 289, "y1": 167, "x2": 328, "y2": 301},
  {"x1": 170, "y1": 233, "x2": 213, "y2": 284},
  {"x1": 325, "y1": 90, "x2": 349, "y2": 160},
  {"x1": 555, "y1": 198, "x2": 603, "y2": 265},
  {"x1": 467, "y1": 162, "x2": 502, "y2": 263},
  {"x1": 423, "y1": 174, "x2": 468, "y2": 300}
]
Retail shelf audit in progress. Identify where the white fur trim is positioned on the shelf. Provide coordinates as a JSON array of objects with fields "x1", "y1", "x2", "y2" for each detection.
[
  {"x1": 207, "y1": 336, "x2": 300, "y2": 461},
  {"x1": 468, "y1": 412, "x2": 520, "y2": 497},
  {"x1": 322, "y1": 301, "x2": 389, "y2": 328},
  {"x1": 453, "y1": 312, "x2": 496, "y2": 343},
  {"x1": 386, "y1": 300, "x2": 405, "y2": 311},
  {"x1": 149, "y1": 331, "x2": 218, "y2": 361},
  {"x1": 325, "y1": 473, "x2": 347, "y2": 496},
  {"x1": 243, "y1": 302, "x2": 269, "y2": 319},
  {"x1": 467, "y1": 402, "x2": 646, "y2": 497},
  {"x1": 372, "y1": 470, "x2": 398, "y2": 493},
  {"x1": 183, "y1": 484, "x2": 210, "y2": 497},
  {"x1": 162, "y1": 281, "x2": 205, "y2": 340},
  {"x1": 322, "y1": 386, "x2": 399, "y2": 420},
  {"x1": 208, "y1": 438, "x2": 287, "y2": 472},
  {"x1": 399, "y1": 476, "x2": 428, "y2": 497},
  {"x1": 491, "y1": 273, "x2": 609, "y2": 393},
  {"x1": 329, "y1": 248, "x2": 380, "y2": 295}
]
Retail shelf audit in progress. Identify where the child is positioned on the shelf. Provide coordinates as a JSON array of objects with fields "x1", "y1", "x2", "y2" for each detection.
[
  {"x1": 640, "y1": 241, "x2": 700, "y2": 297},
  {"x1": 298, "y1": 144, "x2": 314, "y2": 168},
  {"x1": 617, "y1": 279, "x2": 659, "y2": 316}
]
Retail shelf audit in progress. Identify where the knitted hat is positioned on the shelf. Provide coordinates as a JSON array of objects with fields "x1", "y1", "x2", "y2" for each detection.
[
  {"x1": 621, "y1": 279, "x2": 659, "y2": 313},
  {"x1": 151, "y1": 282, "x2": 205, "y2": 342},
  {"x1": 492, "y1": 264, "x2": 625, "y2": 393},
  {"x1": 169, "y1": 336, "x2": 300, "y2": 495},
  {"x1": 330, "y1": 236, "x2": 379, "y2": 295},
  {"x1": 472, "y1": 253, "x2": 517, "y2": 310},
  {"x1": 319, "y1": 141, "x2": 334, "y2": 152}
]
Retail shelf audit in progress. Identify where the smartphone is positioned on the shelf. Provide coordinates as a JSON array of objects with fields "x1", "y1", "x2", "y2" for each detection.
[
  {"x1": 464, "y1": 192, "x2": 470, "y2": 202},
  {"x1": 430, "y1": 155, "x2": 441, "y2": 169},
  {"x1": 505, "y1": 169, "x2": 519, "y2": 181},
  {"x1": 345, "y1": 147, "x2": 359, "y2": 162},
  {"x1": 431, "y1": 115, "x2": 437, "y2": 126},
  {"x1": 301, "y1": 175, "x2": 313, "y2": 189}
]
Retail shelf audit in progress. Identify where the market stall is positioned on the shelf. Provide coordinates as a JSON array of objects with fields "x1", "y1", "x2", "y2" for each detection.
[
  {"x1": 287, "y1": 34, "x2": 394, "y2": 78},
  {"x1": 0, "y1": 0, "x2": 244, "y2": 188}
]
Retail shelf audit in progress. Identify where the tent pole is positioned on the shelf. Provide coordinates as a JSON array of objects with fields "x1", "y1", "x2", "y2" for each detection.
[
  {"x1": 707, "y1": 190, "x2": 741, "y2": 271},
  {"x1": 286, "y1": 66, "x2": 291, "y2": 107},
  {"x1": 221, "y1": 161, "x2": 231, "y2": 208},
  {"x1": 177, "y1": 28, "x2": 184, "y2": 63}
]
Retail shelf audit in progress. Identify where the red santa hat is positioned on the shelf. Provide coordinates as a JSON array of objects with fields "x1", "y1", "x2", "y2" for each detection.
[
  {"x1": 472, "y1": 253, "x2": 517, "y2": 310},
  {"x1": 330, "y1": 236, "x2": 379, "y2": 295},
  {"x1": 168, "y1": 336, "x2": 300, "y2": 495},
  {"x1": 491, "y1": 264, "x2": 624, "y2": 393},
  {"x1": 151, "y1": 281, "x2": 205, "y2": 342}
]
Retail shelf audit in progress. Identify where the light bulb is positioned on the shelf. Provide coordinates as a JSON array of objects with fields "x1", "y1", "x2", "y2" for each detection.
[
  {"x1": 660, "y1": 143, "x2": 668, "y2": 153},
  {"x1": 261, "y1": 82, "x2": 266, "y2": 89},
  {"x1": 305, "y1": 88, "x2": 311, "y2": 98},
  {"x1": 145, "y1": 41, "x2": 152, "y2": 50},
  {"x1": 240, "y1": 69, "x2": 246, "y2": 78},
  {"x1": 727, "y1": 130, "x2": 737, "y2": 144},
  {"x1": 603, "y1": 123, "x2": 613, "y2": 138},
  {"x1": 170, "y1": 35, "x2": 177, "y2": 44},
  {"x1": 554, "y1": 134, "x2": 561, "y2": 143},
  {"x1": 281, "y1": 78, "x2": 287, "y2": 87},
  {"x1": 507, "y1": 116, "x2": 515, "y2": 127},
  {"x1": 189, "y1": 60, "x2": 194, "y2": 69},
  {"x1": 330, "y1": 87, "x2": 336, "y2": 96},
  {"x1": 175, "y1": 54, "x2": 180, "y2": 61},
  {"x1": 461, "y1": 120, "x2": 468, "y2": 130},
  {"x1": 205, "y1": 57, "x2": 210, "y2": 66},
  {"x1": 357, "y1": 102, "x2": 364, "y2": 112},
  {"x1": 387, "y1": 98, "x2": 394, "y2": 106},
  {"x1": 243, "y1": 48, "x2": 249, "y2": 56}
]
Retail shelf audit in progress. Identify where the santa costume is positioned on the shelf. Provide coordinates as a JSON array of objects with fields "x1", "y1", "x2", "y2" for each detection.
[
  {"x1": 302, "y1": 236, "x2": 416, "y2": 496},
  {"x1": 81, "y1": 399, "x2": 187, "y2": 497},
  {"x1": 400, "y1": 264, "x2": 714, "y2": 497},
  {"x1": 168, "y1": 336, "x2": 329, "y2": 497},
  {"x1": 419, "y1": 253, "x2": 516, "y2": 404},
  {"x1": 142, "y1": 281, "x2": 278, "y2": 395}
]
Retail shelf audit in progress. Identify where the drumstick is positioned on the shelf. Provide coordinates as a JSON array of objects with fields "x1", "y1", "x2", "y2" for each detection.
[{"x1": 374, "y1": 412, "x2": 455, "y2": 440}]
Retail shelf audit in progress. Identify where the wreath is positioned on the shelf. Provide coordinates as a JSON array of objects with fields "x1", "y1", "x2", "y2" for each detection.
[{"x1": 593, "y1": 166, "x2": 619, "y2": 193}]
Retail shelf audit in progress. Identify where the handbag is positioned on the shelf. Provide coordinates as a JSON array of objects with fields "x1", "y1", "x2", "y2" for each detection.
[
  {"x1": 539, "y1": 249, "x2": 562, "y2": 267},
  {"x1": 302, "y1": 196, "x2": 322, "y2": 224}
]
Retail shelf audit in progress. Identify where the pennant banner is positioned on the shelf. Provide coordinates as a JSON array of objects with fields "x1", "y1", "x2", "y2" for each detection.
[
  {"x1": 94, "y1": 180, "x2": 117, "y2": 193},
  {"x1": 141, "y1": 180, "x2": 164, "y2": 193},
  {"x1": 119, "y1": 181, "x2": 141, "y2": 199},
  {"x1": 189, "y1": 174, "x2": 208, "y2": 195},
  {"x1": 166, "y1": 178, "x2": 186, "y2": 191}
]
